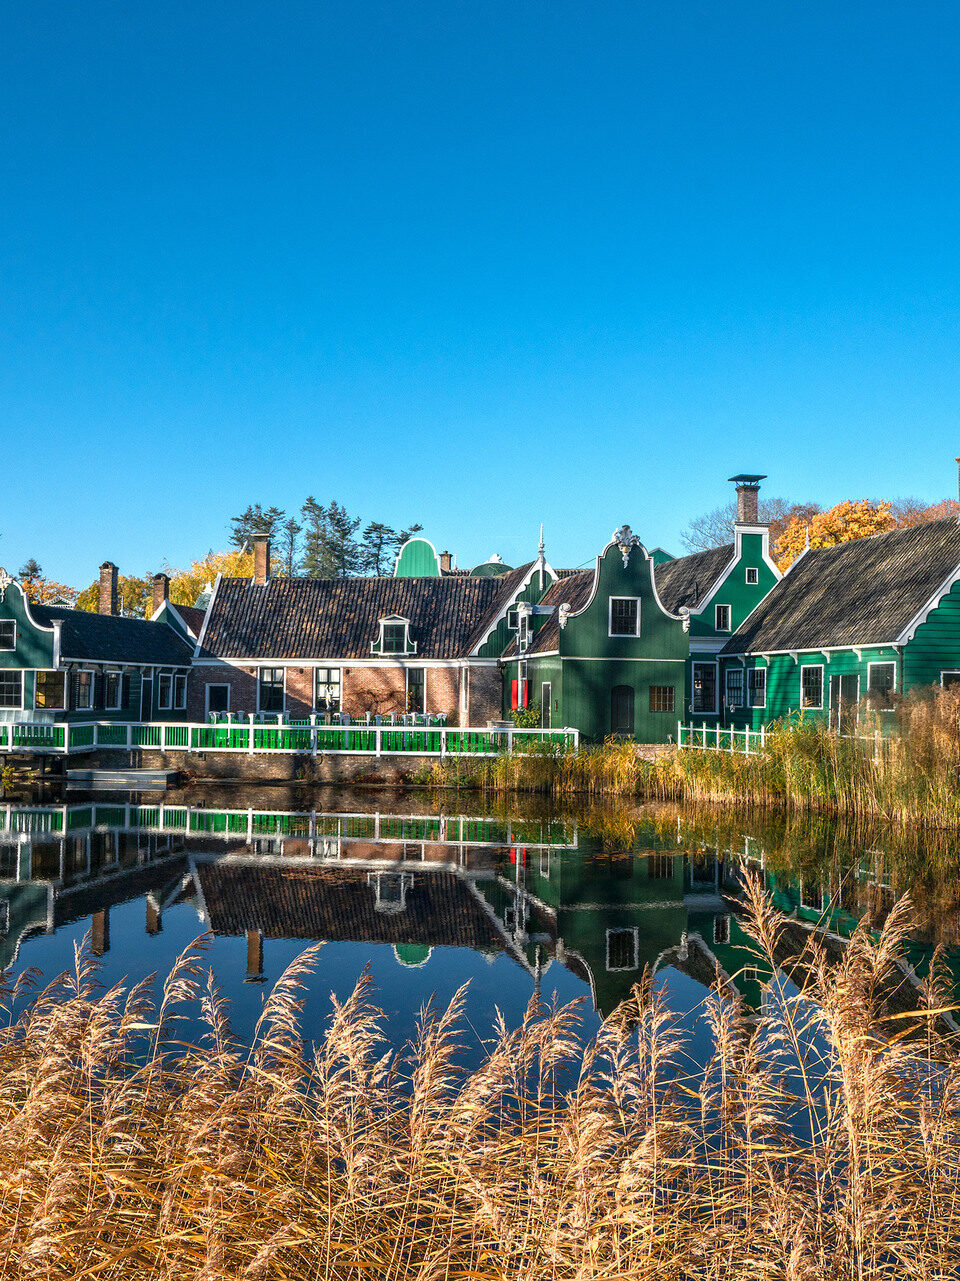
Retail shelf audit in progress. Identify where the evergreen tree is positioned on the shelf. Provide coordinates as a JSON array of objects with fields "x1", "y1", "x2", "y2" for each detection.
[
  {"x1": 278, "y1": 515, "x2": 302, "y2": 576},
  {"x1": 300, "y1": 497, "x2": 333, "y2": 576},
  {"x1": 229, "y1": 504, "x2": 286, "y2": 550},
  {"x1": 360, "y1": 523, "x2": 399, "y2": 575},
  {"x1": 324, "y1": 502, "x2": 361, "y2": 578}
]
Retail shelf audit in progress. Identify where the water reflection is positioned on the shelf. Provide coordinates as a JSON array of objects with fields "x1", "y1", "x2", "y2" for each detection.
[{"x1": 0, "y1": 791, "x2": 954, "y2": 1049}]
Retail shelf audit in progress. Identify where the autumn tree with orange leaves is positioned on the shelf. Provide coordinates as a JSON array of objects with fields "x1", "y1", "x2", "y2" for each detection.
[{"x1": 773, "y1": 500, "x2": 896, "y2": 570}]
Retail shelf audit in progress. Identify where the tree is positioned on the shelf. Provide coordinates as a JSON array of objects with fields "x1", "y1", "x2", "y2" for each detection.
[
  {"x1": 773, "y1": 499, "x2": 895, "y2": 570},
  {"x1": 167, "y1": 550, "x2": 255, "y2": 607},
  {"x1": 323, "y1": 501, "x2": 361, "y2": 578},
  {"x1": 890, "y1": 496, "x2": 960, "y2": 526},
  {"x1": 229, "y1": 504, "x2": 286, "y2": 550},
  {"x1": 300, "y1": 497, "x2": 333, "y2": 577},
  {"x1": 18, "y1": 560, "x2": 78, "y2": 607},
  {"x1": 278, "y1": 516, "x2": 302, "y2": 577},
  {"x1": 679, "y1": 496, "x2": 809, "y2": 553},
  {"x1": 76, "y1": 573, "x2": 150, "y2": 615}
]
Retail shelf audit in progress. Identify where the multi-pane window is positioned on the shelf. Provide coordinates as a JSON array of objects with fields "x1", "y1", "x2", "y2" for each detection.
[
  {"x1": 75, "y1": 671, "x2": 94, "y2": 710},
  {"x1": 801, "y1": 665, "x2": 824, "y2": 709},
  {"x1": 506, "y1": 608, "x2": 519, "y2": 631},
  {"x1": 606, "y1": 927, "x2": 639, "y2": 971},
  {"x1": 0, "y1": 621, "x2": 15, "y2": 650},
  {"x1": 104, "y1": 672, "x2": 121, "y2": 710},
  {"x1": 715, "y1": 604, "x2": 731, "y2": 632},
  {"x1": 406, "y1": 667, "x2": 425, "y2": 713},
  {"x1": 713, "y1": 915, "x2": 730, "y2": 944},
  {"x1": 34, "y1": 671, "x2": 65, "y2": 709},
  {"x1": 725, "y1": 668, "x2": 744, "y2": 708},
  {"x1": 314, "y1": 667, "x2": 341, "y2": 714},
  {"x1": 745, "y1": 567, "x2": 759, "y2": 585},
  {"x1": 649, "y1": 685, "x2": 675, "y2": 713},
  {"x1": 258, "y1": 667, "x2": 285, "y2": 713},
  {"x1": 517, "y1": 614, "x2": 530, "y2": 650},
  {"x1": 748, "y1": 667, "x2": 766, "y2": 708},
  {"x1": 174, "y1": 675, "x2": 187, "y2": 710},
  {"x1": 691, "y1": 662, "x2": 717, "y2": 714},
  {"x1": 609, "y1": 597, "x2": 640, "y2": 636},
  {"x1": 382, "y1": 622, "x2": 408, "y2": 654},
  {"x1": 0, "y1": 671, "x2": 22, "y2": 709},
  {"x1": 868, "y1": 663, "x2": 896, "y2": 709},
  {"x1": 156, "y1": 673, "x2": 173, "y2": 711}
]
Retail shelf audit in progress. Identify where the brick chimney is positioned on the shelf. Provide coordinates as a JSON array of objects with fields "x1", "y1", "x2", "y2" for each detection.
[
  {"x1": 439, "y1": 551, "x2": 452, "y2": 573},
  {"x1": 728, "y1": 474, "x2": 766, "y2": 526},
  {"x1": 252, "y1": 534, "x2": 271, "y2": 586},
  {"x1": 99, "y1": 562, "x2": 118, "y2": 616},
  {"x1": 152, "y1": 572, "x2": 170, "y2": 616}
]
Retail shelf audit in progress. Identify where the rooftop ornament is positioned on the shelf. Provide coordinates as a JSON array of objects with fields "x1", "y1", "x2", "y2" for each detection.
[
  {"x1": 0, "y1": 568, "x2": 13, "y2": 603},
  {"x1": 612, "y1": 525, "x2": 641, "y2": 568}
]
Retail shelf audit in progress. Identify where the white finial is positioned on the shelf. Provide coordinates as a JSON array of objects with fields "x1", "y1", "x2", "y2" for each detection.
[
  {"x1": 538, "y1": 523, "x2": 544, "y2": 557},
  {"x1": 537, "y1": 524, "x2": 546, "y2": 589}
]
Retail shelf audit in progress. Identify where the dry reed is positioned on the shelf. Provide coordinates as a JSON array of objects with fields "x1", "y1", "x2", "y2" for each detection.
[{"x1": 0, "y1": 883, "x2": 957, "y2": 1278}]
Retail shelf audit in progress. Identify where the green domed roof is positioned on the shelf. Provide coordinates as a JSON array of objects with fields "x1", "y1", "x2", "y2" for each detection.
[{"x1": 393, "y1": 943, "x2": 433, "y2": 968}]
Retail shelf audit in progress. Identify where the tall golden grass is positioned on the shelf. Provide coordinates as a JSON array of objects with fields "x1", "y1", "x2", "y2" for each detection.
[{"x1": 0, "y1": 881, "x2": 957, "y2": 1278}]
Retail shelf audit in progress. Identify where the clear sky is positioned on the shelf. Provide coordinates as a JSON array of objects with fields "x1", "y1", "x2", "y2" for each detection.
[{"x1": 4, "y1": 1, "x2": 960, "y2": 586}]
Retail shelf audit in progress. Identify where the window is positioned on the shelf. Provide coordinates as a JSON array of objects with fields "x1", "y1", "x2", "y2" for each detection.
[
  {"x1": 314, "y1": 667, "x2": 341, "y2": 714},
  {"x1": 649, "y1": 685, "x2": 675, "y2": 713},
  {"x1": 725, "y1": 667, "x2": 744, "y2": 709},
  {"x1": 75, "y1": 670, "x2": 94, "y2": 710},
  {"x1": 648, "y1": 854, "x2": 673, "y2": 879},
  {"x1": 715, "y1": 604, "x2": 731, "y2": 632},
  {"x1": 0, "y1": 621, "x2": 15, "y2": 650},
  {"x1": 801, "y1": 665, "x2": 824, "y2": 709},
  {"x1": 156, "y1": 673, "x2": 173, "y2": 711},
  {"x1": 606, "y1": 927, "x2": 639, "y2": 971},
  {"x1": 207, "y1": 683, "x2": 230, "y2": 715},
  {"x1": 506, "y1": 608, "x2": 519, "y2": 631},
  {"x1": 942, "y1": 671, "x2": 960, "y2": 689},
  {"x1": 174, "y1": 674, "x2": 187, "y2": 710},
  {"x1": 745, "y1": 567, "x2": 759, "y2": 585},
  {"x1": 691, "y1": 662, "x2": 717, "y2": 714},
  {"x1": 104, "y1": 671, "x2": 121, "y2": 710},
  {"x1": 713, "y1": 915, "x2": 730, "y2": 945},
  {"x1": 0, "y1": 671, "x2": 22, "y2": 709},
  {"x1": 609, "y1": 597, "x2": 640, "y2": 636},
  {"x1": 748, "y1": 667, "x2": 766, "y2": 708},
  {"x1": 258, "y1": 667, "x2": 285, "y2": 713},
  {"x1": 406, "y1": 667, "x2": 425, "y2": 713},
  {"x1": 383, "y1": 622, "x2": 407, "y2": 653},
  {"x1": 517, "y1": 614, "x2": 530, "y2": 650},
  {"x1": 34, "y1": 671, "x2": 65, "y2": 710},
  {"x1": 868, "y1": 662, "x2": 896, "y2": 709}
]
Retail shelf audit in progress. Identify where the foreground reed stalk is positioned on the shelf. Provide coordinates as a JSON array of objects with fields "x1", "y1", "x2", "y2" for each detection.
[{"x1": 0, "y1": 881, "x2": 957, "y2": 1279}]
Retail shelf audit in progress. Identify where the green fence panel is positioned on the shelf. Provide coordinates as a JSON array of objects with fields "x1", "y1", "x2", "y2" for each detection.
[
  {"x1": 133, "y1": 725, "x2": 162, "y2": 748},
  {"x1": 96, "y1": 725, "x2": 128, "y2": 747}
]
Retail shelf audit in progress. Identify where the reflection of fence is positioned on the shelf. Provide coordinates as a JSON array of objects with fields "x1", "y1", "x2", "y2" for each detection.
[
  {"x1": 677, "y1": 723, "x2": 766, "y2": 755},
  {"x1": 0, "y1": 721, "x2": 578, "y2": 758},
  {"x1": 0, "y1": 804, "x2": 577, "y2": 850}
]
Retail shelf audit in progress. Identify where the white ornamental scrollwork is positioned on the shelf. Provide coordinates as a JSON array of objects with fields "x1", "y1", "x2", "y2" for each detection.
[
  {"x1": 612, "y1": 525, "x2": 641, "y2": 568},
  {"x1": 0, "y1": 568, "x2": 13, "y2": 602},
  {"x1": 558, "y1": 603, "x2": 571, "y2": 630}
]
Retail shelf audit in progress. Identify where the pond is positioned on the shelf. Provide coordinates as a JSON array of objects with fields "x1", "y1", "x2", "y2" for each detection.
[{"x1": 1, "y1": 783, "x2": 957, "y2": 1062}]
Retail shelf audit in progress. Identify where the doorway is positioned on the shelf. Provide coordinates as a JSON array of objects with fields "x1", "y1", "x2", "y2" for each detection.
[
  {"x1": 829, "y1": 673, "x2": 859, "y2": 734},
  {"x1": 541, "y1": 683, "x2": 552, "y2": 729},
  {"x1": 610, "y1": 685, "x2": 635, "y2": 737}
]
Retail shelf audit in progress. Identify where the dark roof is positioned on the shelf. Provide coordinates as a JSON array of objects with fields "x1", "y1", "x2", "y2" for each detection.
[
  {"x1": 654, "y1": 545, "x2": 734, "y2": 614},
  {"x1": 462, "y1": 562, "x2": 537, "y2": 653},
  {"x1": 721, "y1": 517, "x2": 960, "y2": 655},
  {"x1": 200, "y1": 574, "x2": 507, "y2": 660},
  {"x1": 31, "y1": 606, "x2": 194, "y2": 666},
  {"x1": 504, "y1": 571, "x2": 595, "y2": 657},
  {"x1": 197, "y1": 862, "x2": 506, "y2": 950},
  {"x1": 174, "y1": 604, "x2": 206, "y2": 636}
]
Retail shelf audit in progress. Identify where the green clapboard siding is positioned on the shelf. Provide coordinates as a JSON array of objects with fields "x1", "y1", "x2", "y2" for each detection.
[
  {"x1": 394, "y1": 538, "x2": 440, "y2": 578},
  {"x1": 477, "y1": 572, "x2": 551, "y2": 660},
  {"x1": 903, "y1": 578, "x2": 960, "y2": 688},
  {"x1": 0, "y1": 584, "x2": 56, "y2": 672},
  {"x1": 688, "y1": 532, "x2": 779, "y2": 638}
]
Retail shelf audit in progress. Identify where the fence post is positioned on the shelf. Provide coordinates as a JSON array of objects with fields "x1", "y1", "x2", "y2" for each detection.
[
  {"x1": 375, "y1": 727, "x2": 382, "y2": 759},
  {"x1": 248, "y1": 714, "x2": 255, "y2": 756},
  {"x1": 441, "y1": 728, "x2": 447, "y2": 759},
  {"x1": 507, "y1": 727, "x2": 514, "y2": 754},
  {"x1": 677, "y1": 719, "x2": 682, "y2": 748},
  {"x1": 126, "y1": 723, "x2": 133, "y2": 750},
  {"x1": 760, "y1": 725, "x2": 766, "y2": 751}
]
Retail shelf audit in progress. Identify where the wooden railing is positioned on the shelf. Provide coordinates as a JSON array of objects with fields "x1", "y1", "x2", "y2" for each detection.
[
  {"x1": 0, "y1": 721, "x2": 578, "y2": 758},
  {"x1": 677, "y1": 722, "x2": 766, "y2": 755}
]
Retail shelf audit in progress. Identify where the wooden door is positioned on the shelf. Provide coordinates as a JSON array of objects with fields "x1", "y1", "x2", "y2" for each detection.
[{"x1": 610, "y1": 685, "x2": 635, "y2": 737}]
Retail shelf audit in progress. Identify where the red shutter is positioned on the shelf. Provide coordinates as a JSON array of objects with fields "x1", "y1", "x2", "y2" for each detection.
[
  {"x1": 522, "y1": 680, "x2": 530, "y2": 708},
  {"x1": 511, "y1": 679, "x2": 518, "y2": 709}
]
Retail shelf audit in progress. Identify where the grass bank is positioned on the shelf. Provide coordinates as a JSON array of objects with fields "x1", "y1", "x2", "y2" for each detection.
[
  {"x1": 0, "y1": 882, "x2": 956, "y2": 1279},
  {"x1": 414, "y1": 688, "x2": 960, "y2": 827}
]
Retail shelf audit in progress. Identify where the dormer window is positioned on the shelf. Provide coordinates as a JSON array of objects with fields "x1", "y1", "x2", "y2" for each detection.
[
  {"x1": 374, "y1": 616, "x2": 416, "y2": 656},
  {"x1": 506, "y1": 608, "x2": 519, "y2": 630},
  {"x1": 518, "y1": 614, "x2": 530, "y2": 651}
]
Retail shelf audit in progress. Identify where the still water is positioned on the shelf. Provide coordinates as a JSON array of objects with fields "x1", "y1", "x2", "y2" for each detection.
[{"x1": 1, "y1": 784, "x2": 955, "y2": 1060}]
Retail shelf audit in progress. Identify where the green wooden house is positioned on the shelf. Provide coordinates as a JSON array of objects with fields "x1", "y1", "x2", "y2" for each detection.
[{"x1": 715, "y1": 516, "x2": 960, "y2": 733}]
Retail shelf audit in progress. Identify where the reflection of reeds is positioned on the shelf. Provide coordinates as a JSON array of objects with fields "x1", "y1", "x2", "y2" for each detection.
[{"x1": 0, "y1": 889, "x2": 958, "y2": 1279}]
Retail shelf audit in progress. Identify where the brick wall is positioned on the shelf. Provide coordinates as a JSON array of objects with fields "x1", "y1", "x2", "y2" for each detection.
[
  {"x1": 466, "y1": 665, "x2": 503, "y2": 725},
  {"x1": 187, "y1": 664, "x2": 258, "y2": 721}
]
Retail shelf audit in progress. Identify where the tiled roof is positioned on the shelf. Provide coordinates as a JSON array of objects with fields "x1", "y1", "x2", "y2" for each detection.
[
  {"x1": 196, "y1": 862, "x2": 506, "y2": 950},
  {"x1": 31, "y1": 606, "x2": 195, "y2": 666},
  {"x1": 175, "y1": 604, "x2": 206, "y2": 636},
  {"x1": 200, "y1": 575, "x2": 506, "y2": 660},
  {"x1": 462, "y1": 562, "x2": 537, "y2": 653},
  {"x1": 503, "y1": 571, "x2": 595, "y2": 657},
  {"x1": 654, "y1": 545, "x2": 734, "y2": 614},
  {"x1": 721, "y1": 518, "x2": 960, "y2": 655}
]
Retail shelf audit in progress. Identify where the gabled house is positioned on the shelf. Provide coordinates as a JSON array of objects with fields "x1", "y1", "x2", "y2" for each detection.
[
  {"x1": 0, "y1": 562, "x2": 194, "y2": 722},
  {"x1": 717, "y1": 515, "x2": 960, "y2": 732}
]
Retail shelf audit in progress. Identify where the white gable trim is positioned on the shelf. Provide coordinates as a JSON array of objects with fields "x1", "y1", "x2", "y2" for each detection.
[
  {"x1": 193, "y1": 573, "x2": 222, "y2": 658},
  {"x1": 467, "y1": 560, "x2": 558, "y2": 656},
  {"x1": 895, "y1": 561, "x2": 960, "y2": 644}
]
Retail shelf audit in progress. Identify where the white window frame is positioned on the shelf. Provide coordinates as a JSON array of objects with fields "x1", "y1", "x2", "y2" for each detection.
[
  {"x1": 257, "y1": 666, "x2": 286, "y2": 714},
  {"x1": 0, "y1": 669, "x2": 24, "y2": 711},
  {"x1": 405, "y1": 666, "x2": 426, "y2": 713},
  {"x1": 541, "y1": 681, "x2": 552, "y2": 728},
  {"x1": 375, "y1": 617, "x2": 415, "y2": 656},
  {"x1": 748, "y1": 666, "x2": 767, "y2": 709},
  {"x1": 691, "y1": 661, "x2": 719, "y2": 716},
  {"x1": 205, "y1": 683, "x2": 231, "y2": 717},
  {"x1": 314, "y1": 667, "x2": 342, "y2": 713},
  {"x1": 745, "y1": 567, "x2": 759, "y2": 585},
  {"x1": 941, "y1": 669, "x2": 960, "y2": 688},
  {"x1": 34, "y1": 669, "x2": 66, "y2": 711},
  {"x1": 867, "y1": 661, "x2": 896, "y2": 710},
  {"x1": 800, "y1": 664, "x2": 824, "y2": 710},
  {"x1": 605, "y1": 926, "x2": 639, "y2": 972},
  {"x1": 506, "y1": 608, "x2": 519, "y2": 631},
  {"x1": 0, "y1": 620, "x2": 16, "y2": 651},
  {"x1": 156, "y1": 671, "x2": 173, "y2": 712},
  {"x1": 608, "y1": 596, "x2": 641, "y2": 638},
  {"x1": 103, "y1": 670, "x2": 122, "y2": 711},
  {"x1": 517, "y1": 614, "x2": 530, "y2": 651},
  {"x1": 75, "y1": 668, "x2": 95, "y2": 711},
  {"x1": 173, "y1": 673, "x2": 187, "y2": 711},
  {"x1": 714, "y1": 604, "x2": 731, "y2": 632},
  {"x1": 724, "y1": 667, "x2": 744, "y2": 709}
]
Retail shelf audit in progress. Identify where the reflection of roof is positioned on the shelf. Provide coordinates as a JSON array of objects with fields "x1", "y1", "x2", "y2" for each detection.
[
  {"x1": 654, "y1": 545, "x2": 734, "y2": 614},
  {"x1": 723, "y1": 517, "x2": 960, "y2": 653},
  {"x1": 54, "y1": 857, "x2": 191, "y2": 927},
  {"x1": 200, "y1": 576, "x2": 507, "y2": 660},
  {"x1": 196, "y1": 862, "x2": 506, "y2": 949},
  {"x1": 30, "y1": 607, "x2": 194, "y2": 666},
  {"x1": 503, "y1": 571, "x2": 594, "y2": 657}
]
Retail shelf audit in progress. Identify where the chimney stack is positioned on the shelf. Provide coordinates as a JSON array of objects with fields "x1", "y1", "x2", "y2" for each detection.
[
  {"x1": 152, "y1": 572, "x2": 170, "y2": 616},
  {"x1": 728, "y1": 474, "x2": 766, "y2": 526},
  {"x1": 252, "y1": 534, "x2": 271, "y2": 586},
  {"x1": 439, "y1": 551, "x2": 452, "y2": 573},
  {"x1": 99, "y1": 562, "x2": 118, "y2": 616}
]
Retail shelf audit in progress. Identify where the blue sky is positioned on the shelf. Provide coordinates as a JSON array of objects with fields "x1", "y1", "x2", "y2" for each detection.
[{"x1": 4, "y1": 1, "x2": 960, "y2": 585}]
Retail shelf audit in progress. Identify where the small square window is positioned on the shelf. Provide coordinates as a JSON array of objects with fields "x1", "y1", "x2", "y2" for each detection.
[
  {"x1": 715, "y1": 604, "x2": 731, "y2": 632},
  {"x1": 745, "y1": 567, "x2": 759, "y2": 585},
  {"x1": 0, "y1": 621, "x2": 15, "y2": 650},
  {"x1": 649, "y1": 685, "x2": 675, "y2": 713},
  {"x1": 506, "y1": 608, "x2": 519, "y2": 630},
  {"x1": 609, "y1": 597, "x2": 640, "y2": 636},
  {"x1": 0, "y1": 671, "x2": 23, "y2": 709}
]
